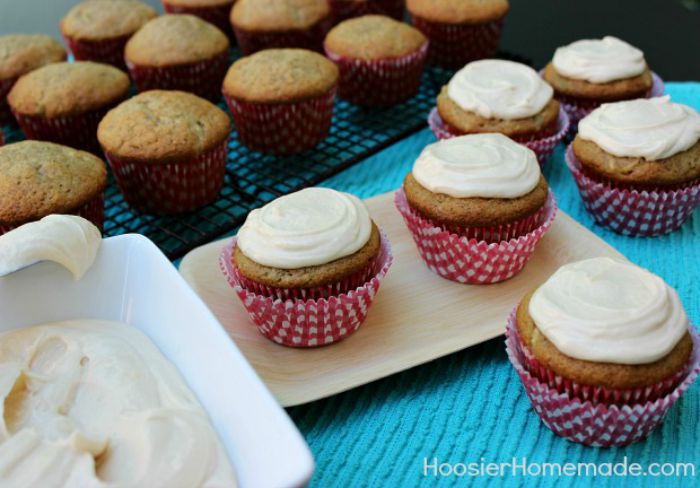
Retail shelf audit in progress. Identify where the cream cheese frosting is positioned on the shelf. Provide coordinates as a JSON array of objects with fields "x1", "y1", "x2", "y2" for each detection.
[
  {"x1": 412, "y1": 133, "x2": 541, "y2": 199},
  {"x1": 0, "y1": 215, "x2": 101, "y2": 280},
  {"x1": 446, "y1": 59, "x2": 554, "y2": 120},
  {"x1": 578, "y1": 96, "x2": 700, "y2": 160},
  {"x1": 237, "y1": 188, "x2": 372, "y2": 269},
  {"x1": 0, "y1": 320, "x2": 237, "y2": 488},
  {"x1": 552, "y1": 36, "x2": 646, "y2": 84},
  {"x1": 528, "y1": 257, "x2": 689, "y2": 365}
]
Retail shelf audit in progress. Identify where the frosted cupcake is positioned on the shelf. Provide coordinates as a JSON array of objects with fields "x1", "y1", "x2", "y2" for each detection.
[
  {"x1": 396, "y1": 133, "x2": 556, "y2": 284},
  {"x1": 567, "y1": 96, "x2": 700, "y2": 235}
]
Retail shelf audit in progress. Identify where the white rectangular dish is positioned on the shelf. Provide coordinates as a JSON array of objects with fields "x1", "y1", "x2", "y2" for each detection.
[{"x1": 0, "y1": 234, "x2": 314, "y2": 488}]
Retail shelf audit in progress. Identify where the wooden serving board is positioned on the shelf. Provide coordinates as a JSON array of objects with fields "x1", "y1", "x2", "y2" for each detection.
[{"x1": 179, "y1": 190, "x2": 624, "y2": 407}]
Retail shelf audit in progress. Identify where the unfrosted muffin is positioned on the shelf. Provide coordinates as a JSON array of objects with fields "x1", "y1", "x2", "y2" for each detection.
[
  {"x1": 329, "y1": 0, "x2": 405, "y2": 23},
  {"x1": 324, "y1": 15, "x2": 427, "y2": 106},
  {"x1": 125, "y1": 14, "x2": 230, "y2": 101},
  {"x1": 230, "y1": 0, "x2": 332, "y2": 55},
  {"x1": 222, "y1": 48, "x2": 338, "y2": 154},
  {"x1": 98, "y1": 90, "x2": 231, "y2": 215},
  {"x1": 162, "y1": 0, "x2": 237, "y2": 40},
  {"x1": 0, "y1": 140, "x2": 107, "y2": 233},
  {"x1": 8, "y1": 61, "x2": 129, "y2": 153},
  {"x1": 60, "y1": 0, "x2": 157, "y2": 70}
]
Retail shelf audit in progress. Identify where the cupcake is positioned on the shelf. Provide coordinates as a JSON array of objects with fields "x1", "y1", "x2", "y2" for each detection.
[
  {"x1": 407, "y1": 0, "x2": 508, "y2": 68},
  {"x1": 7, "y1": 61, "x2": 129, "y2": 153},
  {"x1": 324, "y1": 15, "x2": 428, "y2": 106},
  {"x1": 567, "y1": 96, "x2": 700, "y2": 236},
  {"x1": 395, "y1": 133, "x2": 556, "y2": 284},
  {"x1": 431, "y1": 59, "x2": 569, "y2": 165},
  {"x1": 230, "y1": 0, "x2": 332, "y2": 55},
  {"x1": 0, "y1": 35, "x2": 66, "y2": 124},
  {"x1": 0, "y1": 140, "x2": 107, "y2": 234},
  {"x1": 220, "y1": 187, "x2": 393, "y2": 347},
  {"x1": 222, "y1": 48, "x2": 338, "y2": 154},
  {"x1": 161, "y1": 0, "x2": 237, "y2": 41},
  {"x1": 60, "y1": 0, "x2": 157, "y2": 70},
  {"x1": 97, "y1": 90, "x2": 231, "y2": 215},
  {"x1": 543, "y1": 36, "x2": 664, "y2": 126},
  {"x1": 125, "y1": 14, "x2": 230, "y2": 101},
  {"x1": 507, "y1": 257, "x2": 700, "y2": 446},
  {"x1": 329, "y1": 0, "x2": 405, "y2": 23}
]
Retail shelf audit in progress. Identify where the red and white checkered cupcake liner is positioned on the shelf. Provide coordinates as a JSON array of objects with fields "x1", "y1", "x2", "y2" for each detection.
[
  {"x1": 324, "y1": 41, "x2": 428, "y2": 106},
  {"x1": 103, "y1": 138, "x2": 228, "y2": 215},
  {"x1": 506, "y1": 307, "x2": 700, "y2": 447},
  {"x1": 329, "y1": 0, "x2": 405, "y2": 23},
  {"x1": 233, "y1": 15, "x2": 333, "y2": 55},
  {"x1": 162, "y1": 1, "x2": 236, "y2": 41},
  {"x1": 0, "y1": 193, "x2": 105, "y2": 236},
  {"x1": 126, "y1": 50, "x2": 229, "y2": 102},
  {"x1": 63, "y1": 35, "x2": 132, "y2": 71},
  {"x1": 428, "y1": 107, "x2": 570, "y2": 168},
  {"x1": 409, "y1": 15, "x2": 504, "y2": 69},
  {"x1": 565, "y1": 144, "x2": 700, "y2": 236},
  {"x1": 219, "y1": 234, "x2": 394, "y2": 347},
  {"x1": 395, "y1": 187, "x2": 557, "y2": 284},
  {"x1": 224, "y1": 87, "x2": 336, "y2": 154}
]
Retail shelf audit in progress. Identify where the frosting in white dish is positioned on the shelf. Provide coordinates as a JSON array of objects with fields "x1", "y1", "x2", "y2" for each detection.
[
  {"x1": 552, "y1": 36, "x2": 646, "y2": 83},
  {"x1": 0, "y1": 320, "x2": 237, "y2": 488},
  {"x1": 0, "y1": 215, "x2": 101, "y2": 280},
  {"x1": 578, "y1": 96, "x2": 700, "y2": 160},
  {"x1": 446, "y1": 59, "x2": 554, "y2": 120},
  {"x1": 412, "y1": 133, "x2": 540, "y2": 199},
  {"x1": 529, "y1": 257, "x2": 689, "y2": 365},
  {"x1": 237, "y1": 187, "x2": 372, "y2": 269}
]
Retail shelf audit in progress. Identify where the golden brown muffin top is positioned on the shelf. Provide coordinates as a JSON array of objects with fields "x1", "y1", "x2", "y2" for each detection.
[
  {"x1": 543, "y1": 63, "x2": 653, "y2": 102},
  {"x1": 223, "y1": 48, "x2": 338, "y2": 103},
  {"x1": 0, "y1": 141, "x2": 107, "y2": 225},
  {"x1": 7, "y1": 61, "x2": 129, "y2": 118},
  {"x1": 231, "y1": 0, "x2": 330, "y2": 32},
  {"x1": 98, "y1": 90, "x2": 231, "y2": 164},
  {"x1": 324, "y1": 15, "x2": 427, "y2": 60},
  {"x1": 60, "y1": 0, "x2": 157, "y2": 41},
  {"x1": 166, "y1": 0, "x2": 234, "y2": 6},
  {"x1": 406, "y1": 0, "x2": 509, "y2": 23},
  {"x1": 125, "y1": 14, "x2": 229, "y2": 67},
  {"x1": 0, "y1": 34, "x2": 66, "y2": 80}
]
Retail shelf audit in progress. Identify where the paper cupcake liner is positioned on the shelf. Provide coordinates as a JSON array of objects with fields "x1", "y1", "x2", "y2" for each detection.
[
  {"x1": 409, "y1": 15, "x2": 504, "y2": 69},
  {"x1": 219, "y1": 234, "x2": 394, "y2": 347},
  {"x1": 0, "y1": 193, "x2": 105, "y2": 236},
  {"x1": 63, "y1": 35, "x2": 131, "y2": 70},
  {"x1": 324, "y1": 42, "x2": 428, "y2": 106},
  {"x1": 506, "y1": 307, "x2": 700, "y2": 447},
  {"x1": 428, "y1": 107, "x2": 570, "y2": 168},
  {"x1": 127, "y1": 50, "x2": 229, "y2": 102},
  {"x1": 329, "y1": 0, "x2": 405, "y2": 23},
  {"x1": 224, "y1": 87, "x2": 336, "y2": 155},
  {"x1": 162, "y1": 1, "x2": 236, "y2": 41},
  {"x1": 103, "y1": 138, "x2": 228, "y2": 215},
  {"x1": 233, "y1": 15, "x2": 333, "y2": 55},
  {"x1": 565, "y1": 144, "x2": 700, "y2": 236},
  {"x1": 394, "y1": 187, "x2": 557, "y2": 284}
]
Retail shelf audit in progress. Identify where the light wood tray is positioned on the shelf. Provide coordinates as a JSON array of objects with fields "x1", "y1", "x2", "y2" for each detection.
[{"x1": 180, "y1": 190, "x2": 623, "y2": 407}]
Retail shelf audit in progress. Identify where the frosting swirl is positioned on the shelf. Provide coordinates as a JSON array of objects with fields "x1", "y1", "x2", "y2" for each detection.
[
  {"x1": 447, "y1": 59, "x2": 554, "y2": 119},
  {"x1": 579, "y1": 96, "x2": 700, "y2": 160},
  {"x1": 552, "y1": 36, "x2": 646, "y2": 83},
  {"x1": 529, "y1": 257, "x2": 689, "y2": 365},
  {"x1": 412, "y1": 133, "x2": 540, "y2": 199},
  {"x1": 237, "y1": 188, "x2": 372, "y2": 269}
]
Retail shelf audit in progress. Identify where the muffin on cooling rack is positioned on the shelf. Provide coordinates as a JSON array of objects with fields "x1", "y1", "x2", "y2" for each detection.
[
  {"x1": 0, "y1": 140, "x2": 106, "y2": 234},
  {"x1": 161, "y1": 0, "x2": 237, "y2": 41},
  {"x1": 98, "y1": 90, "x2": 231, "y2": 215},
  {"x1": 328, "y1": 0, "x2": 405, "y2": 23}
]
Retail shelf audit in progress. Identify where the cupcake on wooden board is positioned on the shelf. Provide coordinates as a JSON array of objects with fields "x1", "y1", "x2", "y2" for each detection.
[
  {"x1": 220, "y1": 187, "x2": 393, "y2": 347},
  {"x1": 407, "y1": 0, "x2": 508, "y2": 68},
  {"x1": 8, "y1": 61, "x2": 129, "y2": 153},
  {"x1": 566, "y1": 96, "x2": 700, "y2": 236},
  {"x1": 230, "y1": 0, "x2": 332, "y2": 55},
  {"x1": 0, "y1": 35, "x2": 66, "y2": 124},
  {"x1": 396, "y1": 133, "x2": 556, "y2": 284},
  {"x1": 222, "y1": 48, "x2": 338, "y2": 154},
  {"x1": 161, "y1": 0, "x2": 237, "y2": 41},
  {"x1": 125, "y1": 14, "x2": 230, "y2": 101},
  {"x1": 324, "y1": 15, "x2": 427, "y2": 106},
  {"x1": 60, "y1": 0, "x2": 157, "y2": 70},
  {"x1": 431, "y1": 59, "x2": 569, "y2": 166},
  {"x1": 507, "y1": 257, "x2": 700, "y2": 447},
  {"x1": 98, "y1": 90, "x2": 231, "y2": 215},
  {"x1": 0, "y1": 141, "x2": 107, "y2": 234},
  {"x1": 329, "y1": 0, "x2": 405, "y2": 23},
  {"x1": 543, "y1": 36, "x2": 664, "y2": 126}
]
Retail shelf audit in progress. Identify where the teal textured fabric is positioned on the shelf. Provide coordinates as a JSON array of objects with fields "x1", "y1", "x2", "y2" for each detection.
[{"x1": 286, "y1": 83, "x2": 700, "y2": 487}]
